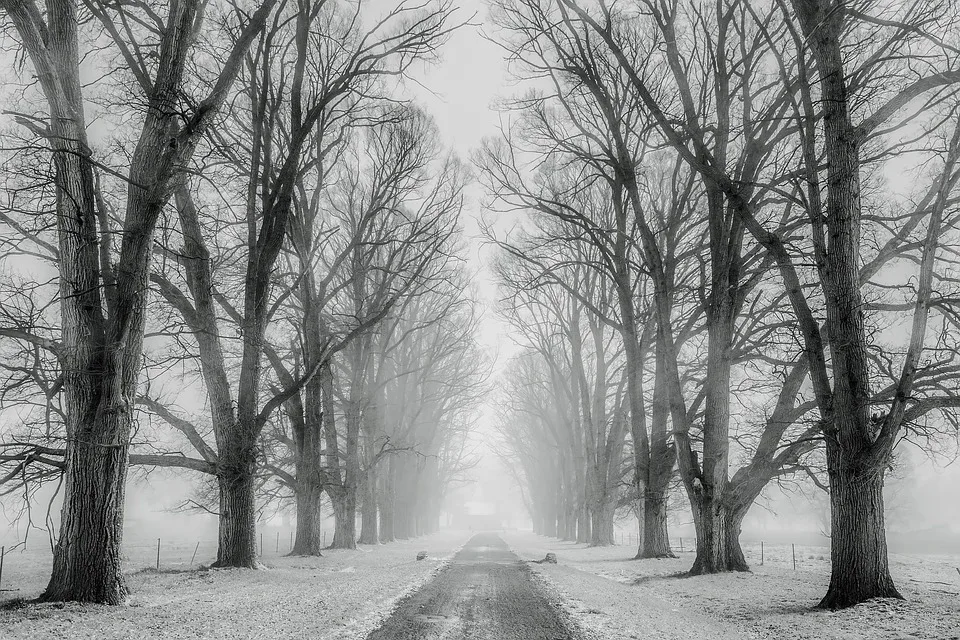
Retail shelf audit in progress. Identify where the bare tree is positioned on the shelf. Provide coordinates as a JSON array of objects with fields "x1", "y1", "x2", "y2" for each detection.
[
  {"x1": 142, "y1": 6, "x2": 458, "y2": 565},
  {"x1": 0, "y1": 0, "x2": 276, "y2": 602},
  {"x1": 563, "y1": 0, "x2": 960, "y2": 606}
]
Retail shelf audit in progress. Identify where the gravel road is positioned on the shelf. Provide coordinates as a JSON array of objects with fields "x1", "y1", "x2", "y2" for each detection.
[{"x1": 365, "y1": 532, "x2": 579, "y2": 640}]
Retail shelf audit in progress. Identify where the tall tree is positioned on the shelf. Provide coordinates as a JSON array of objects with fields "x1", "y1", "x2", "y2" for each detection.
[
  {"x1": 0, "y1": 0, "x2": 275, "y2": 602},
  {"x1": 563, "y1": 0, "x2": 960, "y2": 605}
]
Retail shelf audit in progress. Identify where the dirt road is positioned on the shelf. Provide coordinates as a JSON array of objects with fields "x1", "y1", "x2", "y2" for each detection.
[{"x1": 365, "y1": 532, "x2": 579, "y2": 640}]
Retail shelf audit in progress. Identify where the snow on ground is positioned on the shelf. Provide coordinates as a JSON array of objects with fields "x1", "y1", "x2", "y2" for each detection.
[
  {"x1": 0, "y1": 529, "x2": 472, "y2": 640},
  {"x1": 503, "y1": 529, "x2": 960, "y2": 640}
]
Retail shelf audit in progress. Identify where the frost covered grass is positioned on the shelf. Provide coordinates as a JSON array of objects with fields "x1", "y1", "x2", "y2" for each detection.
[
  {"x1": 0, "y1": 528, "x2": 472, "y2": 639},
  {"x1": 503, "y1": 529, "x2": 960, "y2": 640}
]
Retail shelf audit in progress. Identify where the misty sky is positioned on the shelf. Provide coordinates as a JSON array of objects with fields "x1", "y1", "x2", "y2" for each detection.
[{"x1": 0, "y1": 0, "x2": 958, "y2": 544}]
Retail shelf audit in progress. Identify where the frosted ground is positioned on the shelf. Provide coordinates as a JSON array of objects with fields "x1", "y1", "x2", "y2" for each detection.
[
  {"x1": 0, "y1": 530, "x2": 471, "y2": 640},
  {"x1": 504, "y1": 530, "x2": 960, "y2": 640},
  {"x1": 1, "y1": 528, "x2": 958, "y2": 639}
]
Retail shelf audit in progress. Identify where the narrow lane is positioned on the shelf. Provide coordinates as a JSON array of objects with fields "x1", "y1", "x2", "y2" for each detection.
[{"x1": 365, "y1": 532, "x2": 579, "y2": 640}]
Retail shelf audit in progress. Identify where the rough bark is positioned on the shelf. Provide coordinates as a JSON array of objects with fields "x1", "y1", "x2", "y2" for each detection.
[
  {"x1": 819, "y1": 466, "x2": 900, "y2": 608},
  {"x1": 0, "y1": 0, "x2": 274, "y2": 603},
  {"x1": 41, "y1": 428, "x2": 129, "y2": 603},
  {"x1": 329, "y1": 489, "x2": 357, "y2": 550},
  {"x1": 213, "y1": 462, "x2": 258, "y2": 567},
  {"x1": 291, "y1": 477, "x2": 324, "y2": 556},
  {"x1": 638, "y1": 491, "x2": 673, "y2": 559},
  {"x1": 790, "y1": 0, "x2": 903, "y2": 605}
]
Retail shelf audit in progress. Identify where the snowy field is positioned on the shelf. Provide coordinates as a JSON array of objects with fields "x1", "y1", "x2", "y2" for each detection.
[
  {"x1": 0, "y1": 529, "x2": 473, "y2": 640},
  {"x1": 503, "y1": 530, "x2": 960, "y2": 640}
]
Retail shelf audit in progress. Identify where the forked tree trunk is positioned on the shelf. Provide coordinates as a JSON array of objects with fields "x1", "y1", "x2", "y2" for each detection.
[
  {"x1": 213, "y1": 464, "x2": 258, "y2": 567},
  {"x1": 5, "y1": 0, "x2": 269, "y2": 603},
  {"x1": 689, "y1": 493, "x2": 748, "y2": 575},
  {"x1": 819, "y1": 463, "x2": 901, "y2": 608},
  {"x1": 42, "y1": 427, "x2": 129, "y2": 604}
]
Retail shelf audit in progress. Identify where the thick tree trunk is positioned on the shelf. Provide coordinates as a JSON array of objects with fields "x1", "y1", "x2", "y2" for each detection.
[
  {"x1": 688, "y1": 493, "x2": 748, "y2": 575},
  {"x1": 724, "y1": 505, "x2": 748, "y2": 573},
  {"x1": 686, "y1": 212, "x2": 741, "y2": 574},
  {"x1": 291, "y1": 482, "x2": 324, "y2": 556},
  {"x1": 819, "y1": 465, "x2": 901, "y2": 608},
  {"x1": 213, "y1": 465, "x2": 258, "y2": 568},
  {"x1": 638, "y1": 489, "x2": 674, "y2": 558},
  {"x1": 41, "y1": 430, "x2": 129, "y2": 604},
  {"x1": 590, "y1": 497, "x2": 616, "y2": 546},
  {"x1": 787, "y1": 0, "x2": 904, "y2": 608},
  {"x1": 380, "y1": 508, "x2": 394, "y2": 543},
  {"x1": 329, "y1": 490, "x2": 357, "y2": 549}
]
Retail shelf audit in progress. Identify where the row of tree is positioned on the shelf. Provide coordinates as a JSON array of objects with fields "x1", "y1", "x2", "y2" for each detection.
[
  {"x1": 0, "y1": 0, "x2": 482, "y2": 605},
  {"x1": 486, "y1": 0, "x2": 960, "y2": 610}
]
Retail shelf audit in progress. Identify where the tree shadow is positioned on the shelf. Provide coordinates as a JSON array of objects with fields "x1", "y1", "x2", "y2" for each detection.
[{"x1": 630, "y1": 570, "x2": 690, "y2": 585}]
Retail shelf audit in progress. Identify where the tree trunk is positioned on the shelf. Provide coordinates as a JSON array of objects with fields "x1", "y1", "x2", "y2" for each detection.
[
  {"x1": 565, "y1": 499, "x2": 578, "y2": 541},
  {"x1": 688, "y1": 492, "x2": 748, "y2": 575},
  {"x1": 41, "y1": 430, "x2": 129, "y2": 604},
  {"x1": 590, "y1": 496, "x2": 616, "y2": 546},
  {"x1": 358, "y1": 465, "x2": 379, "y2": 544},
  {"x1": 576, "y1": 501, "x2": 591, "y2": 544},
  {"x1": 819, "y1": 464, "x2": 901, "y2": 608},
  {"x1": 545, "y1": 504, "x2": 558, "y2": 537},
  {"x1": 329, "y1": 490, "x2": 357, "y2": 549},
  {"x1": 639, "y1": 352, "x2": 677, "y2": 559},
  {"x1": 291, "y1": 481, "x2": 324, "y2": 556},
  {"x1": 724, "y1": 505, "x2": 748, "y2": 573},
  {"x1": 379, "y1": 459, "x2": 396, "y2": 543},
  {"x1": 213, "y1": 463, "x2": 258, "y2": 568},
  {"x1": 638, "y1": 489, "x2": 674, "y2": 558}
]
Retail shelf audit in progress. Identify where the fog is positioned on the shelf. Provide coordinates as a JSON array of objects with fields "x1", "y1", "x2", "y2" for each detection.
[
  {"x1": 1, "y1": 0, "x2": 958, "y2": 569},
  {"x1": 0, "y1": 0, "x2": 959, "y2": 636}
]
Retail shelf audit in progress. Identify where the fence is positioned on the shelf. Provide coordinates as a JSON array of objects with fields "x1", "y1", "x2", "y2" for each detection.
[
  {"x1": 609, "y1": 530, "x2": 826, "y2": 570},
  {"x1": 0, "y1": 528, "x2": 339, "y2": 596}
]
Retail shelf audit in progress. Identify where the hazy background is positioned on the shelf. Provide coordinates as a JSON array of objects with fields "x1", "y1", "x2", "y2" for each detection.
[{"x1": 1, "y1": 0, "x2": 958, "y2": 558}]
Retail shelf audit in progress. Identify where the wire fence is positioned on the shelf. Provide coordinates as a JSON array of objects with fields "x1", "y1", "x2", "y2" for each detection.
[
  {"x1": 608, "y1": 530, "x2": 827, "y2": 570},
  {"x1": 0, "y1": 528, "x2": 340, "y2": 594}
]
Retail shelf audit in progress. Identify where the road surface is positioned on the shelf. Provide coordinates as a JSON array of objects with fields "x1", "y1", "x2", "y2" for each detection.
[{"x1": 365, "y1": 532, "x2": 579, "y2": 640}]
